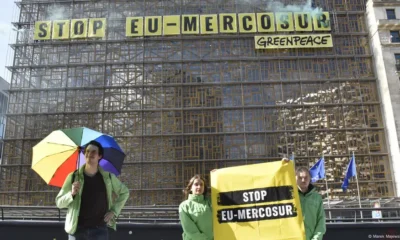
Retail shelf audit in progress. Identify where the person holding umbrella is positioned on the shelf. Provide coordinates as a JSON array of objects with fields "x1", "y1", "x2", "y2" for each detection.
[{"x1": 55, "y1": 140, "x2": 129, "y2": 240}]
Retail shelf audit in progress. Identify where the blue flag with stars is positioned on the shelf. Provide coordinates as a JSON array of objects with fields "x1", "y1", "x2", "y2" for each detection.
[{"x1": 309, "y1": 157, "x2": 325, "y2": 183}]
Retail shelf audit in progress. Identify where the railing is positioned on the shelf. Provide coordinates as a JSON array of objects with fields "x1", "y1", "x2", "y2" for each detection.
[{"x1": 1, "y1": 205, "x2": 400, "y2": 223}]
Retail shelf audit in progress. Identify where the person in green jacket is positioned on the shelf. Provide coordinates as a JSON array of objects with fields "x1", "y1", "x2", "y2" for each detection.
[
  {"x1": 296, "y1": 166, "x2": 326, "y2": 240},
  {"x1": 179, "y1": 174, "x2": 213, "y2": 240},
  {"x1": 55, "y1": 140, "x2": 130, "y2": 240}
]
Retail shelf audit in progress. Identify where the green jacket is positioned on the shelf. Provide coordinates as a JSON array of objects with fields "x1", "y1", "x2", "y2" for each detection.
[
  {"x1": 179, "y1": 194, "x2": 213, "y2": 240},
  {"x1": 299, "y1": 185, "x2": 326, "y2": 240},
  {"x1": 55, "y1": 165, "x2": 130, "y2": 234}
]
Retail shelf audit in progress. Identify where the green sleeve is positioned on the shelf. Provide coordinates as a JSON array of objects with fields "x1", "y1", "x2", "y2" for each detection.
[
  {"x1": 311, "y1": 199, "x2": 326, "y2": 240},
  {"x1": 179, "y1": 204, "x2": 209, "y2": 240},
  {"x1": 109, "y1": 173, "x2": 130, "y2": 217},
  {"x1": 55, "y1": 172, "x2": 74, "y2": 209}
]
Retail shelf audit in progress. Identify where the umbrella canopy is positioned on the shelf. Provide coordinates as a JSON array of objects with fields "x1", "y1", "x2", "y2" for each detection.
[{"x1": 32, "y1": 127, "x2": 125, "y2": 187}]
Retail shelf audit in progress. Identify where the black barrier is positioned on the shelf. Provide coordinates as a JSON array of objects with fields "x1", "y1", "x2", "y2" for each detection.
[{"x1": 1, "y1": 221, "x2": 400, "y2": 240}]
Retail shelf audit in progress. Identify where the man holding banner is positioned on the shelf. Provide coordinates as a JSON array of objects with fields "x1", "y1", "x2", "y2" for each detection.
[{"x1": 296, "y1": 166, "x2": 326, "y2": 240}]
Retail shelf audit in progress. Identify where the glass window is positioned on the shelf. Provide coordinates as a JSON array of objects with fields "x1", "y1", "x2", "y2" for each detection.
[
  {"x1": 387, "y1": 9, "x2": 396, "y2": 20},
  {"x1": 390, "y1": 31, "x2": 400, "y2": 42}
]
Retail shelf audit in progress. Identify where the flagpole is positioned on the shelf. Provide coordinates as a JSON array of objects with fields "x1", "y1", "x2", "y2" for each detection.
[
  {"x1": 292, "y1": 152, "x2": 295, "y2": 168},
  {"x1": 352, "y1": 151, "x2": 363, "y2": 219},
  {"x1": 322, "y1": 153, "x2": 331, "y2": 208}
]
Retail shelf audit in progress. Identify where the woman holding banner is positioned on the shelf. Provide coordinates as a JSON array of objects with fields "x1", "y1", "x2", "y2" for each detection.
[{"x1": 179, "y1": 174, "x2": 213, "y2": 240}]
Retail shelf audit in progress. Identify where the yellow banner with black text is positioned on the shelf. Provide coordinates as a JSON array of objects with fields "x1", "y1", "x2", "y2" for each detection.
[
  {"x1": 211, "y1": 161, "x2": 305, "y2": 240},
  {"x1": 34, "y1": 11, "x2": 331, "y2": 42},
  {"x1": 255, "y1": 34, "x2": 333, "y2": 49}
]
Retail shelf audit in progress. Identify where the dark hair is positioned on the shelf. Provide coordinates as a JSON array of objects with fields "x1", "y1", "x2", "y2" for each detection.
[
  {"x1": 84, "y1": 140, "x2": 104, "y2": 157},
  {"x1": 295, "y1": 166, "x2": 310, "y2": 176},
  {"x1": 184, "y1": 174, "x2": 208, "y2": 199}
]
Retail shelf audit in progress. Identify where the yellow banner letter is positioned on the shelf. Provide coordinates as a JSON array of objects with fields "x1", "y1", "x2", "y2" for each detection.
[
  {"x1": 126, "y1": 17, "x2": 143, "y2": 37},
  {"x1": 34, "y1": 21, "x2": 52, "y2": 40},
  {"x1": 200, "y1": 14, "x2": 218, "y2": 34},
  {"x1": 294, "y1": 13, "x2": 312, "y2": 32},
  {"x1": 163, "y1": 15, "x2": 181, "y2": 35},
  {"x1": 219, "y1": 14, "x2": 237, "y2": 33},
  {"x1": 276, "y1": 12, "x2": 294, "y2": 32},
  {"x1": 88, "y1": 18, "x2": 106, "y2": 38},
  {"x1": 52, "y1": 20, "x2": 69, "y2": 40},
  {"x1": 145, "y1": 16, "x2": 162, "y2": 36},
  {"x1": 313, "y1": 12, "x2": 331, "y2": 31},
  {"x1": 70, "y1": 19, "x2": 88, "y2": 39},
  {"x1": 257, "y1": 13, "x2": 275, "y2": 33},
  {"x1": 239, "y1": 13, "x2": 256, "y2": 33},
  {"x1": 182, "y1": 15, "x2": 199, "y2": 34}
]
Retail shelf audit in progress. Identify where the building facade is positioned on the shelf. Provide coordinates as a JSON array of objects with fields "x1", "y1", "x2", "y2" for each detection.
[
  {"x1": 0, "y1": 0, "x2": 395, "y2": 206},
  {"x1": 366, "y1": 0, "x2": 400, "y2": 198}
]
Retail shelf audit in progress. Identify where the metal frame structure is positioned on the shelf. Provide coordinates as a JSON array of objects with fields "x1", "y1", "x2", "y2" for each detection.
[{"x1": 0, "y1": 0, "x2": 394, "y2": 206}]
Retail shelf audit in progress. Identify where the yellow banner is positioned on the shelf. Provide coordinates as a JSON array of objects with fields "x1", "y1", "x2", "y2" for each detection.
[
  {"x1": 211, "y1": 161, "x2": 305, "y2": 240},
  {"x1": 34, "y1": 21, "x2": 52, "y2": 40},
  {"x1": 88, "y1": 18, "x2": 106, "y2": 38},
  {"x1": 255, "y1": 34, "x2": 333, "y2": 49},
  {"x1": 52, "y1": 20, "x2": 69, "y2": 40},
  {"x1": 34, "y1": 12, "x2": 332, "y2": 40},
  {"x1": 70, "y1": 19, "x2": 88, "y2": 39}
]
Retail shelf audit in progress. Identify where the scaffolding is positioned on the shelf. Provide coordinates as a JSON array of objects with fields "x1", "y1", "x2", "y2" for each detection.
[{"x1": 0, "y1": 0, "x2": 393, "y2": 206}]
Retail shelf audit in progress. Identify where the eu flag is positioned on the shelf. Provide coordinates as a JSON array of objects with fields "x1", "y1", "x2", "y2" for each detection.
[
  {"x1": 341, "y1": 155, "x2": 356, "y2": 192},
  {"x1": 309, "y1": 157, "x2": 325, "y2": 183}
]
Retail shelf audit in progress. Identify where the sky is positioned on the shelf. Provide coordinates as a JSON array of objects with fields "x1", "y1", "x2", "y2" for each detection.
[{"x1": 0, "y1": 0, "x2": 17, "y2": 82}]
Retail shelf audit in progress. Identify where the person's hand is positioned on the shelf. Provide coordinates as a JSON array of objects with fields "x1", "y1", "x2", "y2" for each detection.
[
  {"x1": 104, "y1": 211, "x2": 115, "y2": 223},
  {"x1": 282, "y1": 158, "x2": 290, "y2": 163},
  {"x1": 71, "y1": 181, "x2": 80, "y2": 196}
]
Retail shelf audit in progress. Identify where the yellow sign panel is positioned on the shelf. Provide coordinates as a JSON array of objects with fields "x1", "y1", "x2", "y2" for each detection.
[
  {"x1": 255, "y1": 34, "x2": 333, "y2": 49},
  {"x1": 145, "y1": 16, "x2": 162, "y2": 36},
  {"x1": 200, "y1": 14, "x2": 218, "y2": 34},
  {"x1": 219, "y1": 14, "x2": 237, "y2": 33},
  {"x1": 34, "y1": 12, "x2": 332, "y2": 40},
  {"x1": 34, "y1": 21, "x2": 52, "y2": 40},
  {"x1": 70, "y1": 19, "x2": 88, "y2": 39},
  {"x1": 126, "y1": 17, "x2": 143, "y2": 37},
  {"x1": 163, "y1": 15, "x2": 180, "y2": 35},
  {"x1": 52, "y1": 20, "x2": 69, "y2": 40},
  {"x1": 182, "y1": 15, "x2": 199, "y2": 34},
  {"x1": 238, "y1": 13, "x2": 256, "y2": 33},
  {"x1": 257, "y1": 13, "x2": 275, "y2": 33},
  {"x1": 294, "y1": 13, "x2": 312, "y2": 31},
  {"x1": 88, "y1": 18, "x2": 106, "y2": 38},
  {"x1": 313, "y1": 12, "x2": 331, "y2": 31},
  {"x1": 211, "y1": 161, "x2": 305, "y2": 240},
  {"x1": 276, "y1": 12, "x2": 294, "y2": 32}
]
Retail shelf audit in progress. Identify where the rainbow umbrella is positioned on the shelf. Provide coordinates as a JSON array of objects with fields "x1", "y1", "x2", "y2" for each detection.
[{"x1": 32, "y1": 127, "x2": 125, "y2": 187}]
